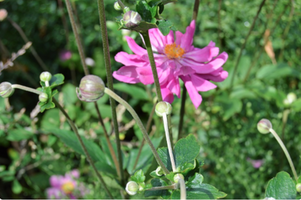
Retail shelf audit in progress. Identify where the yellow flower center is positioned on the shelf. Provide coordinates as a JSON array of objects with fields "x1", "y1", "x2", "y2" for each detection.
[
  {"x1": 164, "y1": 43, "x2": 185, "y2": 59},
  {"x1": 61, "y1": 181, "x2": 75, "y2": 194}
]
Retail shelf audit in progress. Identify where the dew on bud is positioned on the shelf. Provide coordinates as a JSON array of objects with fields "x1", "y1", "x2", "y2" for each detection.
[
  {"x1": 123, "y1": 11, "x2": 141, "y2": 28},
  {"x1": 39, "y1": 93, "x2": 48, "y2": 102},
  {"x1": 257, "y1": 119, "x2": 272, "y2": 134},
  {"x1": 0, "y1": 82, "x2": 14, "y2": 98},
  {"x1": 155, "y1": 101, "x2": 172, "y2": 117},
  {"x1": 76, "y1": 75, "x2": 105, "y2": 102},
  {"x1": 125, "y1": 181, "x2": 139, "y2": 196}
]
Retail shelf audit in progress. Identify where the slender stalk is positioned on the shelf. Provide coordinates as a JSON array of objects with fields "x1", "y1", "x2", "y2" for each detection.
[
  {"x1": 117, "y1": 0, "x2": 125, "y2": 9},
  {"x1": 7, "y1": 17, "x2": 49, "y2": 71},
  {"x1": 192, "y1": 0, "x2": 200, "y2": 21},
  {"x1": 94, "y1": 102, "x2": 121, "y2": 177},
  {"x1": 65, "y1": 0, "x2": 89, "y2": 75},
  {"x1": 179, "y1": 178, "x2": 186, "y2": 200},
  {"x1": 146, "y1": 184, "x2": 176, "y2": 191},
  {"x1": 97, "y1": 0, "x2": 124, "y2": 185},
  {"x1": 57, "y1": 0, "x2": 69, "y2": 44},
  {"x1": 12, "y1": 84, "x2": 42, "y2": 95},
  {"x1": 141, "y1": 33, "x2": 162, "y2": 101},
  {"x1": 104, "y1": 88, "x2": 170, "y2": 175},
  {"x1": 133, "y1": 103, "x2": 156, "y2": 170},
  {"x1": 178, "y1": 87, "x2": 187, "y2": 140},
  {"x1": 269, "y1": 128, "x2": 298, "y2": 182},
  {"x1": 218, "y1": 0, "x2": 222, "y2": 48},
  {"x1": 53, "y1": 98, "x2": 114, "y2": 198},
  {"x1": 229, "y1": 0, "x2": 266, "y2": 91},
  {"x1": 163, "y1": 114, "x2": 176, "y2": 172}
]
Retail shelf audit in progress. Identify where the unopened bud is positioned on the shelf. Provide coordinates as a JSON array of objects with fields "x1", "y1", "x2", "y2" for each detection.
[
  {"x1": 40, "y1": 72, "x2": 52, "y2": 87},
  {"x1": 76, "y1": 75, "x2": 105, "y2": 102},
  {"x1": 0, "y1": 82, "x2": 14, "y2": 98},
  {"x1": 296, "y1": 183, "x2": 301, "y2": 193},
  {"x1": 123, "y1": 11, "x2": 141, "y2": 28},
  {"x1": 257, "y1": 119, "x2": 272, "y2": 134},
  {"x1": 155, "y1": 101, "x2": 172, "y2": 117},
  {"x1": 173, "y1": 174, "x2": 184, "y2": 183},
  {"x1": 39, "y1": 93, "x2": 48, "y2": 102},
  {"x1": 283, "y1": 92, "x2": 297, "y2": 106},
  {"x1": 155, "y1": 166, "x2": 164, "y2": 176},
  {"x1": 114, "y1": 2, "x2": 121, "y2": 10},
  {"x1": 0, "y1": 9, "x2": 7, "y2": 21},
  {"x1": 125, "y1": 181, "x2": 138, "y2": 195}
]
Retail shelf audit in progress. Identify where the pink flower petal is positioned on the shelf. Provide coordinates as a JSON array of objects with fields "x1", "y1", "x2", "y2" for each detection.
[
  {"x1": 161, "y1": 87, "x2": 174, "y2": 103},
  {"x1": 136, "y1": 67, "x2": 154, "y2": 84},
  {"x1": 50, "y1": 175, "x2": 63, "y2": 188},
  {"x1": 115, "y1": 52, "x2": 146, "y2": 67},
  {"x1": 181, "y1": 75, "x2": 203, "y2": 109},
  {"x1": 178, "y1": 20, "x2": 196, "y2": 51},
  {"x1": 113, "y1": 66, "x2": 140, "y2": 83},
  {"x1": 191, "y1": 75, "x2": 217, "y2": 92},
  {"x1": 125, "y1": 36, "x2": 147, "y2": 55},
  {"x1": 200, "y1": 68, "x2": 228, "y2": 82},
  {"x1": 166, "y1": 77, "x2": 181, "y2": 98},
  {"x1": 149, "y1": 28, "x2": 168, "y2": 53},
  {"x1": 184, "y1": 46, "x2": 219, "y2": 62}
]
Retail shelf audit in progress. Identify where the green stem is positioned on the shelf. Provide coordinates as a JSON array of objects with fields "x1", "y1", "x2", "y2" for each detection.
[
  {"x1": 192, "y1": 0, "x2": 200, "y2": 21},
  {"x1": 178, "y1": 86, "x2": 187, "y2": 140},
  {"x1": 163, "y1": 114, "x2": 176, "y2": 172},
  {"x1": 53, "y1": 99, "x2": 114, "y2": 199},
  {"x1": 179, "y1": 178, "x2": 186, "y2": 200},
  {"x1": 12, "y1": 84, "x2": 42, "y2": 95},
  {"x1": 141, "y1": 32, "x2": 162, "y2": 101},
  {"x1": 117, "y1": 0, "x2": 125, "y2": 10},
  {"x1": 229, "y1": 0, "x2": 266, "y2": 92},
  {"x1": 104, "y1": 88, "x2": 169, "y2": 175},
  {"x1": 146, "y1": 184, "x2": 176, "y2": 191},
  {"x1": 269, "y1": 128, "x2": 298, "y2": 182},
  {"x1": 65, "y1": 0, "x2": 89, "y2": 75},
  {"x1": 97, "y1": 0, "x2": 124, "y2": 185},
  {"x1": 133, "y1": 103, "x2": 156, "y2": 170}
]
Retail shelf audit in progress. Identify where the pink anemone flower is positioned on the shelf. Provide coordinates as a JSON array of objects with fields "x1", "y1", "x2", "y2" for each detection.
[{"x1": 113, "y1": 20, "x2": 228, "y2": 108}]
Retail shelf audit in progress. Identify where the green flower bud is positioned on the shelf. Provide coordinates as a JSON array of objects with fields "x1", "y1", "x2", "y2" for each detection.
[
  {"x1": 296, "y1": 183, "x2": 301, "y2": 193},
  {"x1": 283, "y1": 92, "x2": 297, "y2": 106},
  {"x1": 155, "y1": 166, "x2": 164, "y2": 176},
  {"x1": 155, "y1": 101, "x2": 172, "y2": 117},
  {"x1": 123, "y1": 11, "x2": 141, "y2": 28},
  {"x1": 257, "y1": 119, "x2": 272, "y2": 134},
  {"x1": 125, "y1": 181, "x2": 139, "y2": 196},
  {"x1": 76, "y1": 75, "x2": 105, "y2": 102},
  {"x1": 0, "y1": 82, "x2": 14, "y2": 98},
  {"x1": 114, "y1": 2, "x2": 121, "y2": 10},
  {"x1": 123, "y1": 6, "x2": 130, "y2": 13},
  {"x1": 40, "y1": 72, "x2": 52, "y2": 82},
  {"x1": 39, "y1": 93, "x2": 48, "y2": 102},
  {"x1": 173, "y1": 173, "x2": 184, "y2": 183}
]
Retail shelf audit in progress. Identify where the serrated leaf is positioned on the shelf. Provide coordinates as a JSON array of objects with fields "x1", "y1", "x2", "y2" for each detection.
[
  {"x1": 171, "y1": 183, "x2": 227, "y2": 199},
  {"x1": 157, "y1": 20, "x2": 176, "y2": 35},
  {"x1": 265, "y1": 171, "x2": 296, "y2": 199},
  {"x1": 130, "y1": 169, "x2": 145, "y2": 183}
]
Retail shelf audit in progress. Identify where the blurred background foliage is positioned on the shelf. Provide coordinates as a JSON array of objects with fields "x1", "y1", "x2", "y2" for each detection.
[{"x1": 0, "y1": 0, "x2": 301, "y2": 199}]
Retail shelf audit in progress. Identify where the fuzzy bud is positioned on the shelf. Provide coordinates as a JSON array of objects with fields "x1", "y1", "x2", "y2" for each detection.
[
  {"x1": 125, "y1": 181, "x2": 139, "y2": 196},
  {"x1": 155, "y1": 101, "x2": 172, "y2": 117},
  {"x1": 39, "y1": 93, "x2": 48, "y2": 102},
  {"x1": 257, "y1": 119, "x2": 272, "y2": 134},
  {"x1": 76, "y1": 75, "x2": 105, "y2": 102},
  {"x1": 40, "y1": 72, "x2": 52, "y2": 82},
  {"x1": 0, "y1": 82, "x2": 14, "y2": 98},
  {"x1": 296, "y1": 183, "x2": 301, "y2": 193},
  {"x1": 173, "y1": 174, "x2": 184, "y2": 183},
  {"x1": 114, "y1": 2, "x2": 121, "y2": 10},
  {"x1": 123, "y1": 11, "x2": 141, "y2": 28}
]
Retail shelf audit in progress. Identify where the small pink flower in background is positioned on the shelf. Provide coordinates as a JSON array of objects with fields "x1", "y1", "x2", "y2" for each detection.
[
  {"x1": 46, "y1": 169, "x2": 89, "y2": 199},
  {"x1": 113, "y1": 20, "x2": 228, "y2": 108},
  {"x1": 247, "y1": 158, "x2": 264, "y2": 168},
  {"x1": 59, "y1": 50, "x2": 72, "y2": 61},
  {"x1": 0, "y1": 9, "x2": 7, "y2": 21}
]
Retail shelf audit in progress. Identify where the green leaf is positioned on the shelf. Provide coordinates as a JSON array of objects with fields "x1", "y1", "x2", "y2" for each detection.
[
  {"x1": 157, "y1": 20, "x2": 176, "y2": 36},
  {"x1": 62, "y1": 83, "x2": 78, "y2": 105},
  {"x1": 130, "y1": 169, "x2": 145, "y2": 184},
  {"x1": 113, "y1": 83, "x2": 149, "y2": 100},
  {"x1": 12, "y1": 179, "x2": 22, "y2": 194},
  {"x1": 136, "y1": 0, "x2": 153, "y2": 22},
  {"x1": 47, "y1": 128, "x2": 105, "y2": 162},
  {"x1": 256, "y1": 63, "x2": 299, "y2": 80},
  {"x1": 50, "y1": 73, "x2": 65, "y2": 88},
  {"x1": 171, "y1": 183, "x2": 227, "y2": 199},
  {"x1": 144, "y1": 178, "x2": 171, "y2": 198},
  {"x1": 6, "y1": 128, "x2": 34, "y2": 141},
  {"x1": 265, "y1": 171, "x2": 296, "y2": 199},
  {"x1": 94, "y1": 161, "x2": 117, "y2": 178},
  {"x1": 186, "y1": 173, "x2": 204, "y2": 188}
]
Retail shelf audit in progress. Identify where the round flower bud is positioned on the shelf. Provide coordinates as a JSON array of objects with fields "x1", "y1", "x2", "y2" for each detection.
[
  {"x1": 283, "y1": 92, "x2": 297, "y2": 106},
  {"x1": 39, "y1": 93, "x2": 48, "y2": 102},
  {"x1": 123, "y1": 11, "x2": 141, "y2": 28},
  {"x1": 0, "y1": 82, "x2": 14, "y2": 98},
  {"x1": 257, "y1": 119, "x2": 272, "y2": 134},
  {"x1": 76, "y1": 75, "x2": 105, "y2": 102},
  {"x1": 155, "y1": 101, "x2": 172, "y2": 117},
  {"x1": 40, "y1": 72, "x2": 52, "y2": 82},
  {"x1": 296, "y1": 183, "x2": 301, "y2": 193},
  {"x1": 173, "y1": 174, "x2": 184, "y2": 183},
  {"x1": 125, "y1": 181, "x2": 139, "y2": 196},
  {"x1": 0, "y1": 9, "x2": 8, "y2": 21},
  {"x1": 155, "y1": 166, "x2": 164, "y2": 176},
  {"x1": 114, "y1": 2, "x2": 121, "y2": 10}
]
